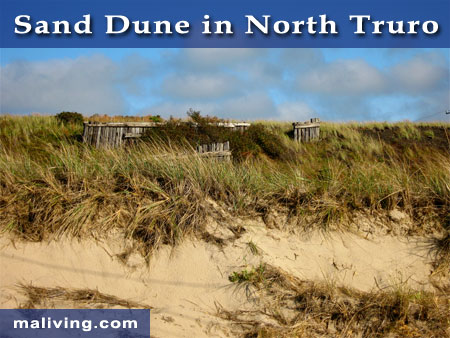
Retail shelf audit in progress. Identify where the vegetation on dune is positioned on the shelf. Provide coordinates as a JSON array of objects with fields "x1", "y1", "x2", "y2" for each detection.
[
  {"x1": 1, "y1": 113, "x2": 449, "y2": 335},
  {"x1": 17, "y1": 283, "x2": 151, "y2": 309},
  {"x1": 141, "y1": 110, "x2": 296, "y2": 161},
  {"x1": 223, "y1": 264, "x2": 450, "y2": 338},
  {"x1": 87, "y1": 113, "x2": 163, "y2": 123},
  {"x1": 0, "y1": 114, "x2": 449, "y2": 253},
  {"x1": 55, "y1": 112, "x2": 84, "y2": 126}
]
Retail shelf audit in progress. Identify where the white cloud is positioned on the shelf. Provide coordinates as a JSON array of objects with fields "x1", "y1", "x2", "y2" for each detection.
[
  {"x1": 218, "y1": 91, "x2": 276, "y2": 119},
  {"x1": 144, "y1": 91, "x2": 276, "y2": 120},
  {"x1": 0, "y1": 55, "x2": 139, "y2": 115},
  {"x1": 1, "y1": 49, "x2": 448, "y2": 122},
  {"x1": 389, "y1": 53, "x2": 448, "y2": 94},
  {"x1": 142, "y1": 101, "x2": 216, "y2": 118},
  {"x1": 280, "y1": 49, "x2": 325, "y2": 69},
  {"x1": 161, "y1": 73, "x2": 239, "y2": 99},
  {"x1": 276, "y1": 101, "x2": 315, "y2": 121},
  {"x1": 180, "y1": 49, "x2": 265, "y2": 69},
  {"x1": 298, "y1": 59, "x2": 386, "y2": 95},
  {"x1": 238, "y1": 61, "x2": 283, "y2": 85},
  {"x1": 116, "y1": 53, "x2": 153, "y2": 95}
]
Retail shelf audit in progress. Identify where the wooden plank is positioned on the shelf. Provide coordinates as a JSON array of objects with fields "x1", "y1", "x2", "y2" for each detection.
[
  {"x1": 96, "y1": 126, "x2": 101, "y2": 147},
  {"x1": 103, "y1": 126, "x2": 108, "y2": 147},
  {"x1": 124, "y1": 133, "x2": 142, "y2": 139},
  {"x1": 105, "y1": 126, "x2": 108, "y2": 147},
  {"x1": 115, "y1": 127, "x2": 120, "y2": 146},
  {"x1": 83, "y1": 122, "x2": 161, "y2": 127},
  {"x1": 95, "y1": 126, "x2": 100, "y2": 147},
  {"x1": 89, "y1": 126, "x2": 94, "y2": 145},
  {"x1": 109, "y1": 127, "x2": 113, "y2": 147},
  {"x1": 118, "y1": 127, "x2": 123, "y2": 146},
  {"x1": 82, "y1": 123, "x2": 88, "y2": 143},
  {"x1": 294, "y1": 123, "x2": 321, "y2": 129},
  {"x1": 110, "y1": 127, "x2": 116, "y2": 146},
  {"x1": 85, "y1": 125, "x2": 90, "y2": 144},
  {"x1": 112, "y1": 127, "x2": 117, "y2": 147},
  {"x1": 106, "y1": 126, "x2": 111, "y2": 147},
  {"x1": 88, "y1": 126, "x2": 93, "y2": 146},
  {"x1": 99, "y1": 126, "x2": 104, "y2": 148},
  {"x1": 110, "y1": 127, "x2": 117, "y2": 148},
  {"x1": 116, "y1": 127, "x2": 122, "y2": 147},
  {"x1": 102, "y1": 126, "x2": 107, "y2": 147},
  {"x1": 198, "y1": 151, "x2": 232, "y2": 159},
  {"x1": 95, "y1": 126, "x2": 101, "y2": 148},
  {"x1": 84, "y1": 125, "x2": 89, "y2": 144}
]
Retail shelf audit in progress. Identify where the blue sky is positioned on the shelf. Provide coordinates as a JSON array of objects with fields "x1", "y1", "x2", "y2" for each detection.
[{"x1": 1, "y1": 48, "x2": 449, "y2": 121}]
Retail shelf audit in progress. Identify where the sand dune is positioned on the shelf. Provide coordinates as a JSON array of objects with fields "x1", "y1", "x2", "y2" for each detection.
[{"x1": 0, "y1": 218, "x2": 438, "y2": 338}]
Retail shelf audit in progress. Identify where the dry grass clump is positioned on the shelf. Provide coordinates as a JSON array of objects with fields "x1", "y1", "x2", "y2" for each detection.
[
  {"x1": 430, "y1": 221, "x2": 450, "y2": 284},
  {"x1": 434, "y1": 232, "x2": 450, "y2": 266},
  {"x1": 0, "y1": 140, "x2": 210, "y2": 254},
  {"x1": 17, "y1": 283, "x2": 151, "y2": 309},
  {"x1": 222, "y1": 264, "x2": 450, "y2": 337}
]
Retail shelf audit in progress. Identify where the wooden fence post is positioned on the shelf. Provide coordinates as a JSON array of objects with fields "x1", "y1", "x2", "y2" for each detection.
[{"x1": 293, "y1": 118, "x2": 320, "y2": 143}]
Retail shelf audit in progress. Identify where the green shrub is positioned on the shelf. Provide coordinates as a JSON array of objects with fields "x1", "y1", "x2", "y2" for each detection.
[
  {"x1": 149, "y1": 115, "x2": 163, "y2": 123},
  {"x1": 55, "y1": 112, "x2": 84, "y2": 125},
  {"x1": 142, "y1": 111, "x2": 297, "y2": 162},
  {"x1": 423, "y1": 130, "x2": 435, "y2": 139},
  {"x1": 228, "y1": 264, "x2": 266, "y2": 284}
]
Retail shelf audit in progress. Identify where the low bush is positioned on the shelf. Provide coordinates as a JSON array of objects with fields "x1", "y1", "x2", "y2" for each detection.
[
  {"x1": 55, "y1": 112, "x2": 84, "y2": 125},
  {"x1": 142, "y1": 111, "x2": 297, "y2": 162}
]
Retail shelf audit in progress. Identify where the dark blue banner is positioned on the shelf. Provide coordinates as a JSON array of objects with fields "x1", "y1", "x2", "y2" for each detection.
[
  {"x1": 0, "y1": 0, "x2": 449, "y2": 48},
  {"x1": 0, "y1": 309, "x2": 150, "y2": 338}
]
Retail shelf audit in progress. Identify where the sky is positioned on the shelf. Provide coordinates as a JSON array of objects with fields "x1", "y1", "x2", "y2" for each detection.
[{"x1": 0, "y1": 48, "x2": 449, "y2": 122}]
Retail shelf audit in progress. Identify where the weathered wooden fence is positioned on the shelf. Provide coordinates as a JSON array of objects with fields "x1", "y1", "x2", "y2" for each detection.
[
  {"x1": 196, "y1": 141, "x2": 231, "y2": 161},
  {"x1": 82, "y1": 122, "x2": 232, "y2": 160},
  {"x1": 82, "y1": 122, "x2": 161, "y2": 148},
  {"x1": 216, "y1": 122, "x2": 250, "y2": 132},
  {"x1": 196, "y1": 141, "x2": 230, "y2": 153},
  {"x1": 293, "y1": 118, "x2": 320, "y2": 142},
  {"x1": 83, "y1": 121, "x2": 250, "y2": 148}
]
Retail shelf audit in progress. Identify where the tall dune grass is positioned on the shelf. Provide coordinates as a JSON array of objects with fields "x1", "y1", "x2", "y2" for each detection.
[{"x1": 0, "y1": 115, "x2": 449, "y2": 251}]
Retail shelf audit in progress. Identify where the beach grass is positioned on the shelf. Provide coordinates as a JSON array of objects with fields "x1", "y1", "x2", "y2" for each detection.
[{"x1": 0, "y1": 114, "x2": 449, "y2": 252}]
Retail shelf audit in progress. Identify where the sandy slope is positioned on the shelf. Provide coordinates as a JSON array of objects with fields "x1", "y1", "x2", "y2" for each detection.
[{"x1": 0, "y1": 220, "x2": 436, "y2": 337}]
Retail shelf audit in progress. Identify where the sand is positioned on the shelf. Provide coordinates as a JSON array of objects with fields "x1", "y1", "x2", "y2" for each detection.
[{"x1": 0, "y1": 220, "x2": 436, "y2": 337}]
